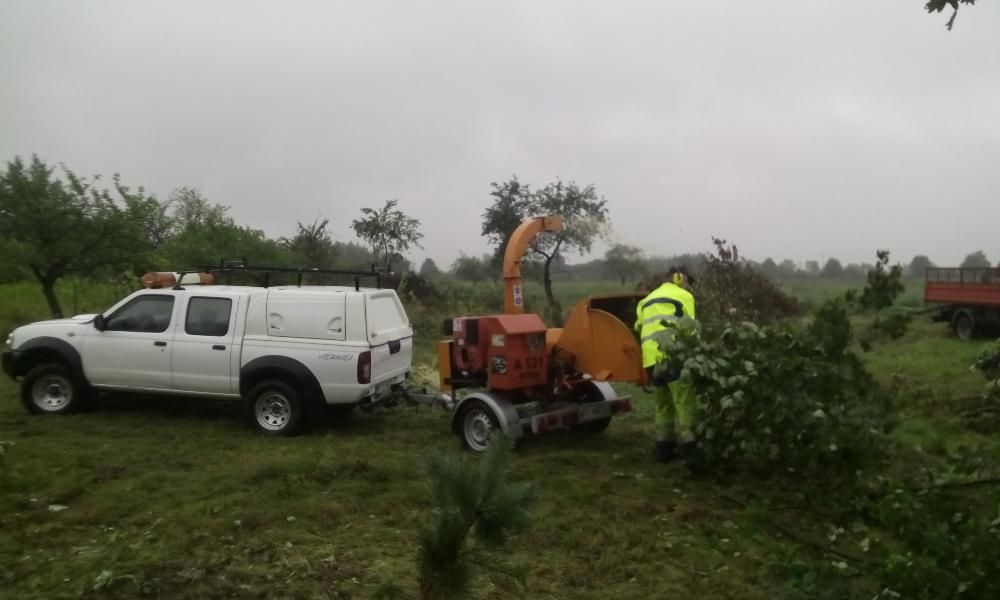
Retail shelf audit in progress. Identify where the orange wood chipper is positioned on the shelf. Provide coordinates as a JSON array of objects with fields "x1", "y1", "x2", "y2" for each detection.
[{"x1": 432, "y1": 216, "x2": 650, "y2": 451}]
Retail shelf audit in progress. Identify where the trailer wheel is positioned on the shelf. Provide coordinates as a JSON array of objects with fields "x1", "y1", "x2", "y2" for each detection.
[
  {"x1": 571, "y1": 382, "x2": 612, "y2": 434},
  {"x1": 953, "y1": 309, "x2": 976, "y2": 340},
  {"x1": 458, "y1": 400, "x2": 500, "y2": 452}
]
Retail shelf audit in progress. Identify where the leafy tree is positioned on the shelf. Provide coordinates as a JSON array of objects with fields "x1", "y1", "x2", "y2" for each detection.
[
  {"x1": 530, "y1": 181, "x2": 608, "y2": 312},
  {"x1": 481, "y1": 177, "x2": 532, "y2": 268},
  {"x1": 281, "y1": 217, "x2": 337, "y2": 268},
  {"x1": 778, "y1": 259, "x2": 798, "y2": 278},
  {"x1": 758, "y1": 257, "x2": 779, "y2": 280},
  {"x1": 926, "y1": 0, "x2": 976, "y2": 30},
  {"x1": 451, "y1": 254, "x2": 487, "y2": 282},
  {"x1": 332, "y1": 241, "x2": 375, "y2": 268},
  {"x1": 961, "y1": 250, "x2": 990, "y2": 269},
  {"x1": 821, "y1": 257, "x2": 845, "y2": 278},
  {"x1": 0, "y1": 155, "x2": 161, "y2": 317},
  {"x1": 604, "y1": 243, "x2": 645, "y2": 285},
  {"x1": 481, "y1": 253, "x2": 503, "y2": 283},
  {"x1": 858, "y1": 250, "x2": 905, "y2": 311},
  {"x1": 844, "y1": 263, "x2": 870, "y2": 280},
  {"x1": 351, "y1": 199, "x2": 423, "y2": 271},
  {"x1": 906, "y1": 254, "x2": 934, "y2": 277},
  {"x1": 805, "y1": 260, "x2": 820, "y2": 277},
  {"x1": 392, "y1": 256, "x2": 413, "y2": 273},
  {"x1": 160, "y1": 187, "x2": 287, "y2": 270},
  {"x1": 482, "y1": 178, "x2": 607, "y2": 314},
  {"x1": 419, "y1": 258, "x2": 442, "y2": 279}
]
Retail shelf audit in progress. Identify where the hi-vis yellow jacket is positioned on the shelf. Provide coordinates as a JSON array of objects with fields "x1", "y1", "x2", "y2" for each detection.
[{"x1": 634, "y1": 282, "x2": 696, "y2": 368}]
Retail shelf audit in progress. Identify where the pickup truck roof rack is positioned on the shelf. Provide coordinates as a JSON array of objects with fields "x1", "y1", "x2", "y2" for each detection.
[{"x1": 174, "y1": 258, "x2": 392, "y2": 291}]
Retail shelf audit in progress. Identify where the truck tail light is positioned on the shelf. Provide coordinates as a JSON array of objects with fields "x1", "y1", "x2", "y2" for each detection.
[{"x1": 358, "y1": 351, "x2": 372, "y2": 384}]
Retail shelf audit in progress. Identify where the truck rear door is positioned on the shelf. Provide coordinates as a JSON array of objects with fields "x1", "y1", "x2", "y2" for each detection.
[
  {"x1": 171, "y1": 293, "x2": 242, "y2": 396},
  {"x1": 364, "y1": 291, "x2": 413, "y2": 386}
]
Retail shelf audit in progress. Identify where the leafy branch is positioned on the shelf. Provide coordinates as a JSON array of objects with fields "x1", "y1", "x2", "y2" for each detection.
[{"x1": 925, "y1": 0, "x2": 976, "y2": 31}]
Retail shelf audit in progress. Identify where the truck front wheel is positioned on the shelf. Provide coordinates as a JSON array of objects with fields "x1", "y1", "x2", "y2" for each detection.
[
  {"x1": 21, "y1": 363, "x2": 88, "y2": 415},
  {"x1": 245, "y1": 380, "x2": 305, "y2": 436}
]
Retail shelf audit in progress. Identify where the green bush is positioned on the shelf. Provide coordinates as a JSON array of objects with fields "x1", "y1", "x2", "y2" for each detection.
[
  {"x1": 964, "y1": 340, "x2": 1000, "y2": 426},
  {"x1": 654, "y1": 300, "x2": 893, "y2": 474},
  {"x1": 870, "y1": 448, "x2": 1000, "y2": 599}
]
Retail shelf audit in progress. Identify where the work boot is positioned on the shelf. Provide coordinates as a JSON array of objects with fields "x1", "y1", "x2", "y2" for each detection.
[
  {"x1": 653, "y1": 440, "x2": 677, "y2": 463},
  {"x1": 677, "y1": 440, "x2": 697, "y2": 461}
]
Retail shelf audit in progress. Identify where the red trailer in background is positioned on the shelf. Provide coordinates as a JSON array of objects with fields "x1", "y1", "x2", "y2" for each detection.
[{"x1": 924, "y1": 268, "x2": 1000, "y2": 339}]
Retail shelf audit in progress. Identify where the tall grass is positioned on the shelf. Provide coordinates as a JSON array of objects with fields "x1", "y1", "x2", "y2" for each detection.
[{"x1": 0, "y1": 279, "x2": 128, "y2": 335}]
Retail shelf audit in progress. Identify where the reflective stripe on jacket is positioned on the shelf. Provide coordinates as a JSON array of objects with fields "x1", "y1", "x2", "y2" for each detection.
[{"x1": 635, "y1": 282, "x2": 696, "y2": 368}]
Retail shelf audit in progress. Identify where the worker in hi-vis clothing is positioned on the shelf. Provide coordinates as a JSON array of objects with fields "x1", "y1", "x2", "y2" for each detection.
[{"x1": 635, "y1": 267, "x2": 698, "y2": 463}]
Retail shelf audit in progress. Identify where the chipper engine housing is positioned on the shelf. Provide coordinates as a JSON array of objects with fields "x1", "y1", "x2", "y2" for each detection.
[{"x1": 438, "y1": 313, "x2": 549, "y2": 392}]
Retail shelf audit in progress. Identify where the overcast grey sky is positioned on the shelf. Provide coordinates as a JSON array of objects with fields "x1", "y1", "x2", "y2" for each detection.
[{"x1": 2, "y1": 1, "x2": 998, "y2": 268}]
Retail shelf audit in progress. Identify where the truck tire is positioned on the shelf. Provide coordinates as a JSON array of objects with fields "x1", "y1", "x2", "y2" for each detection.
[
  {"x1": 245, "y1": 380, "x2": 305, "y2": 436},
  {"x1": 953, "y1": 309, "x2": 976, "y2": 340},
  {"x1": 21, "y1": 363, "x2": 88, "y2": 415},
  {"x1": 457, "y1": 399, "x2": 500, "y2": 452},
  {"x1": 328, "y1": 403, "x2": 356, "y2": 417}
]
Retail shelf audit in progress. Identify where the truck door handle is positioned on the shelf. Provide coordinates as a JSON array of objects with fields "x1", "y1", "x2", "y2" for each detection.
[
  {"x1": 154, "y1": 341, "x2": 167, "y2": 347},
  {"x1": 212, "y1": 345, "x2": 226, "y2": 350}
]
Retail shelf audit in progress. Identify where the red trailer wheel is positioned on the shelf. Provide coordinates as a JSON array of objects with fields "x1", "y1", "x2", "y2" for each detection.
[{"x1": 953, "y1": 309, "x2": 976, "y2": 340}]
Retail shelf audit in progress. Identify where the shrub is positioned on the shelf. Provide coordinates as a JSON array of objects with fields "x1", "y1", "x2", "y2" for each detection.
[
  {"x1": 654, "y1": 299, "x2": 893, "y2": 474},
  {"x1": 871, "y1": 449, "x2": 1000, "y2": 599},
  {"x1": 375, "y1": 438, "x2": 537, "y2": 600},
  {"x1": 846, "y1": 250, "x2": 913, "y2": 350},
  {"x1": 390, "y1": 272, "x2": 440, "y2": 301},
  {"x1": 964, "y1": 340, "x2": 1000, "y2": 426}
]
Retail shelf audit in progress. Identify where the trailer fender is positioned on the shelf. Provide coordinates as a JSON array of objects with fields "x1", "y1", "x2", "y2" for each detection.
[
  {"x1": 585, "y1": 380, "x2": 618, "y2": 402},
  {"x1": 450, "y1": 392, "x2": 524, "y2": 439}
]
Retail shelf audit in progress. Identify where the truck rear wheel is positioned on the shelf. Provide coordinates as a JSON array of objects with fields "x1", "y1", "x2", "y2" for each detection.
[
  {"x1": 245, "y1": 380, "x2": 304, "y2": 436},
  {"x1": 21, "y1": 363, "x2": 88, "y2": 415},
  {"x1": 953, "y1": 309, "x2": 976, "y2": 340}
]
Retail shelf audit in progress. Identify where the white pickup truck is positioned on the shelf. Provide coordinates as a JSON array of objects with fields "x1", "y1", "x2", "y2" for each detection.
[{"x1": 2, "y1": 274, "x2": 414, "y2": 435}]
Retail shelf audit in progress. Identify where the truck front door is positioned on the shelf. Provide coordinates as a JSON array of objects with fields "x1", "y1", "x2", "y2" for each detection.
[{"x1": 82, "y1": 293, "x2": 177, "y2": 389}]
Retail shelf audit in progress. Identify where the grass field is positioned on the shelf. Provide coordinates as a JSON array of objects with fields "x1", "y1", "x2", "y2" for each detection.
[{"x1": 0, "y1": 277, "x2": 995, "y2": 598}]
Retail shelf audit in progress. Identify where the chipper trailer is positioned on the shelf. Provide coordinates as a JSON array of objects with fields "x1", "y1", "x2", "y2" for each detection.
[{"x1": 408, "y1": 216, "x2": 652, "y2": 451}]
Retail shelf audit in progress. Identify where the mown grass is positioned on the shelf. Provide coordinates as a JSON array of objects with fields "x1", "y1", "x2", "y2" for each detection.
[
  {"x1": 0, "y1": 383, "x2": 802, "y2": 599},
  {"x1": 0, "y1": 277, "x2": 996, "y2": 599}
]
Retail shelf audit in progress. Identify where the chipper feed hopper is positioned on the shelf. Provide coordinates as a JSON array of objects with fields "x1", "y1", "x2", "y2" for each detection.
[{"x1": 437, "y1": 216, "x2": 649, "y2": 451}]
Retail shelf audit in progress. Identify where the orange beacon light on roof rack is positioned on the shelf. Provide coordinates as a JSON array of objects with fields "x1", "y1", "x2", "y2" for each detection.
[{"x1": 140, "y1": 272, "x2": 215, "y2": 289}]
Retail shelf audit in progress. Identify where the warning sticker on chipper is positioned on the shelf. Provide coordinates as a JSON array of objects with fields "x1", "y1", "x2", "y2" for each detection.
[{"x1": 513, "y1": 285, "x2": 523, "y2": 306}]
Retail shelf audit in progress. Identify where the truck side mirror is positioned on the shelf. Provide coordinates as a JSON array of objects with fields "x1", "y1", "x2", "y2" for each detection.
[{"x1": 93, "y1": 315, "x2": 107, "y2": 331}]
